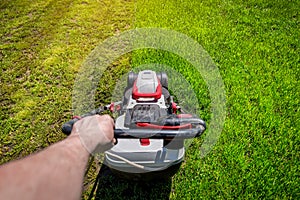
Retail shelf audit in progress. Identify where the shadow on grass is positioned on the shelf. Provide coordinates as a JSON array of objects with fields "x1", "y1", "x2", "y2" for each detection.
[{"x1": 93, "y1": 165, "x2": 172, "y2": 200}]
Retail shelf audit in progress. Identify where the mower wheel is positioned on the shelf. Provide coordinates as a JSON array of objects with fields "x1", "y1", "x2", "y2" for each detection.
[
  {"x1": 127, "y1": 71, "x2": 138, "y2": 87},
  {"x1": 157, "y1": 72, "x2": 168, "y2": 88}
]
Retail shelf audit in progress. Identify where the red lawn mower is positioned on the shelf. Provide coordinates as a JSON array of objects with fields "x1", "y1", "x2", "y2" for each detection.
[{"x1": 62, "y1": 70, "x2": 206, "y2": 181}]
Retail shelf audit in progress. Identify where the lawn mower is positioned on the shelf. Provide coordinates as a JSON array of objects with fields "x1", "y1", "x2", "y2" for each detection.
[{"x1": 62, "y1": 70, "x2": 206, "y2": 181}]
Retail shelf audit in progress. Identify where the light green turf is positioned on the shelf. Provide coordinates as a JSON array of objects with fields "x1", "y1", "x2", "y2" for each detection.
[
  {"x1": 0, "y1": 0, "x2": 134, "y2": 198},
  {"x1": 0, "y1": 0, "x2": 133, "y2": 161}
]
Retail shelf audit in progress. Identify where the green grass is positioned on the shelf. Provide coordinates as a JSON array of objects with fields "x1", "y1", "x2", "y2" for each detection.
[
  {"x1": 1, "y1": 0, "x2": 299, "y2": 199},
  {"x1": 0, "y1": 0, "x2": 133, "y2": 160},
  {"x1": 133, "y1": 0, "x2": 299, "y2": 199},
  {"x1": 0, "y1": 0, "x2": 134, "y2": 197}
]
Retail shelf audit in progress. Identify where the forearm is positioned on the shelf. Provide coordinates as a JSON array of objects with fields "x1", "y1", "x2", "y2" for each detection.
[{"x1": 0, "y1": 135, "x2": 90, "y2": 200}]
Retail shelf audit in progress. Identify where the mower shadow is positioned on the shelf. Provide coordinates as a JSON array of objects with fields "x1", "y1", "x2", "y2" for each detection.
[{"x1": 94, "y1": 164, "x2": 172, "y2": 200}]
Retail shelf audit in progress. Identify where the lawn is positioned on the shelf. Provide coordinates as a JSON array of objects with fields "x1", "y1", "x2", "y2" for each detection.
[
  {"x1": 0, "y1": 0, "x2": 133, "y2": 160},
  {"x1": 133, "y1": 0, "x2": 299, "y2": 199},
  {"x1": 1, "y1": 0, "x2": 299, "y2": 199}
]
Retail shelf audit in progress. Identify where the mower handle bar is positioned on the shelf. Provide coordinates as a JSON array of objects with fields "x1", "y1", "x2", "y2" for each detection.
[
  {"x1": 61, "y1": 108, "x2": 206, "y2": 139},
  {"x1": 113, "y1": 127, "x2": 205, "y2": 139}
]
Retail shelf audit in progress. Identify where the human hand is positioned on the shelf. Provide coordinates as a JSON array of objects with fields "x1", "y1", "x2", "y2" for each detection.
[{"x1": 71, "y1": 115, "x2": 115, "y2": 154}]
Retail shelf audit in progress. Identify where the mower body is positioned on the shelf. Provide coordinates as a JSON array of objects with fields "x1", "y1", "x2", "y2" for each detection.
[
  {"x1": 105, "y1": 70, "x2": 188, "y2": 180},
  {"x1": 61, "y1": 70, "x2": 205, "y2": 180}
]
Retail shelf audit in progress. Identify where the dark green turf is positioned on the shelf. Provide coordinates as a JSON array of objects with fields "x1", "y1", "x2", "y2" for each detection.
[{"x1": 133, "y1": 0, "x2": 299, "y2": 199}]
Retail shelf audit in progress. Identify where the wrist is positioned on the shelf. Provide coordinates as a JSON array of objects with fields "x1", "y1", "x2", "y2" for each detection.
[{"x1": 64, "y1": 135, "x2": 90, "y2": 161}]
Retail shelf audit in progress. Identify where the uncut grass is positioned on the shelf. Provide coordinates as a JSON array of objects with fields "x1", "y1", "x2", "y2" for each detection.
[{"x1": 134, "y1": 0, "x2": 299, "y2": 199}]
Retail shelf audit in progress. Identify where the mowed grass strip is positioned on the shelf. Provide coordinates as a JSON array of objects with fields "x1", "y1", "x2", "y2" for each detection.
[
  {"x1": 0, "y1": 0, "x2": 133, "y2": 162},
  {"x1": 1, "y1": 0, "x2": 134, "y2": 198},
  {"x1": 134, "y1": 0, "x2": 299, "y2": 199}
]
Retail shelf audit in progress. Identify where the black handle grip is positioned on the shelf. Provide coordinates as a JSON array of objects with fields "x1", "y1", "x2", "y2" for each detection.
[{"x1": 61, "y1": 118, "x2": 80, "y2": 135}]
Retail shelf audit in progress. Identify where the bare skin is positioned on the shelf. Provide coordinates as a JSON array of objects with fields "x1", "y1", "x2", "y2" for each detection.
[{"x1": 0, "y1": 115, "x2": 114, "y2": 200}]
